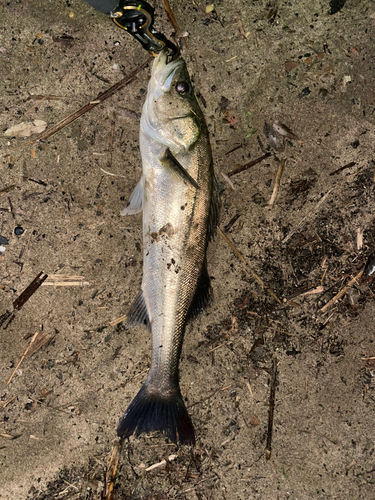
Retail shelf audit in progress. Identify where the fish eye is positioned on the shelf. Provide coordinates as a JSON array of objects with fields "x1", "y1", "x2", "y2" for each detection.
[{"x1": 176, "y1": 81, "x2": 190, "y2": 95}]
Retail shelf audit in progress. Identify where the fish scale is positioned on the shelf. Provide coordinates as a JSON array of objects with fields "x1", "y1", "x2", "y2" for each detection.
[{"x1": 117, "y1": 49, "x2": 217, "y2": 444}]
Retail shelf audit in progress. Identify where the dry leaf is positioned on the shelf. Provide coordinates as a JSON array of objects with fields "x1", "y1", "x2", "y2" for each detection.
[
  {"x1": 4, "y1": 120, "x2": 47, "y2": 138},
  {"x1": 272, "y1": 121, "x2": 298, "y2": 140},
  {"x1": 285, "y1": 61, "x2": 298, "y2": 73},
  {"x1": 27, "y1": 331, "x2": 53, "y2": 357}
]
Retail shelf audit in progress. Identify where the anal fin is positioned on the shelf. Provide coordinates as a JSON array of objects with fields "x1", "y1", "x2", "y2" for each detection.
[
  {"x1": 160, "y1": 148, "x2": 200, "y2": 190},
  {"x1": 126, "y1": 291, "x2": 151, "y2": 331},
  {"x1": 188, "y1": 260, "x2": 212, "y2": 320}
]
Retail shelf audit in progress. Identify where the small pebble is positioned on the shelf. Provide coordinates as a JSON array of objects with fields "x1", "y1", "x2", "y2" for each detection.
[
  {"x1": 300, "y1": 86, "x2": 311, "y2": 97},
  {"x1": 15, "y1": 227, "x2": 24, "y2": 236}
]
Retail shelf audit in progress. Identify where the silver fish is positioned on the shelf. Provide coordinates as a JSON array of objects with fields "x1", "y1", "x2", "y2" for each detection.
[{"x1": 117, "y1": 49, "x2": 217, "y2": 445}]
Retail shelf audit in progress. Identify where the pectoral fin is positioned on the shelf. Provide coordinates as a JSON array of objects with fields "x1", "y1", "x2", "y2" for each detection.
[
  {"x1": 160, "y1": 148, "x2": 199, "y2": 190},
  {"x1": 120, "y1": 178, "x2": 143, "y2": 216}
]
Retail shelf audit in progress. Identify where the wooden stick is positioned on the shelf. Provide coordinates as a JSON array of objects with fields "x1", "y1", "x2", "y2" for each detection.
[
  {"x1": 103, "y1": 440, "x2": 123, "y2": 500},
  {"x1": 161, "y1": 0, "x2": 180, "y2": 31},
  {"x1": 109, "y1": 314, "x2": 127, "y2": 327},
  {"x1": 227, "y1": 152, "x2": 271, "y2": 177},
  {"x1": 320, "y1": 269, "x2": 363, "y2": 313},
  {"x1": 268, "y1": 159, "x2": 286, "y2": 208},
  {"x1": 282, "y1": 189, "x2": 333, "y2": 244},
  {"x1": 7, "y1": 61, "x2": 149, "y2": 153},
  {"x1": 250, "y1": 269, "x2": 282, "y2": 305},
  {"x1": 13, "y1": 272, "x2": 48, "y2": 311},
  {"x1": 6, "y1": 331, "x2": 39, "y2": 385},
  {"x1": 217, "y1": 226, "x2": 247, "y2": 264},
  {"x1": 265, "y1": 358, "x2": 277, "y2": 460},
  {"x1": 145, "y1": 454, "x2": 177, "y2": 472}
]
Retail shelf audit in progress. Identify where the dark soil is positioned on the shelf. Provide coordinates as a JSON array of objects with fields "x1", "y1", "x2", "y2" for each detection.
[{"x1": 1, "y1": 0, "x2": 375, "y2": 499}]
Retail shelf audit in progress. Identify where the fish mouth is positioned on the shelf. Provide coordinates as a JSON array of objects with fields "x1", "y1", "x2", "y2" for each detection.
[{"x1": 152, "y1": 49, "x2": 183, "y2": 93}]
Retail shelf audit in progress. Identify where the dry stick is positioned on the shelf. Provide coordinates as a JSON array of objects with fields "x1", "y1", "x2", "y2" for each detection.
[
  {"x1": 265, "y1": 357, "x2": 277, "y2": 460},
  {"x1": 109, "y1": 314, "x2": 127, "y2": 327},
  {"x1": 7, "y1": 61, "x2": 149, "y2": 153},
  {"x1": 282, "y1": 188, "x2": 333, "y2": 244},
  {"x1": 320, "y1": 269, "x2": 363, "y2": 314},
  {"x1": 103, "y1": 440, "x2": 124, "y2": 500},
  {"x1": 6, "y1": 331, "x2": 39, "y2": 385},
  {"x1": 227, "y1": 152, "x2": 271, "y2": 178},
  {"x1": 268, "y1": 158, "x2": 285, "y2": 208},
  {"x1": 217, "y1": 227, "x2": 282, "y2": 305},
  {"x1": 161, "y1": 0, "x2": 180, "y2": 30},
  {"x1": 1, "y1": 272, "x2": 47, "y2": 331},
  {"x1": 13, "y1": 272, "x2": 48, "y2": 310},
  {"x1": 329, "y1": 161, "x2": 356, "y2": 176},
  {"x1": 145, "y1": 454, "x2": 178, "y2": 472}
]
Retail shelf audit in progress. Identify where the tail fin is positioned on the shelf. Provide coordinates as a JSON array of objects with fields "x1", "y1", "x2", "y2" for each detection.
[{"x1": 117, "y1": 384, "x2": 195, "y2": 445}]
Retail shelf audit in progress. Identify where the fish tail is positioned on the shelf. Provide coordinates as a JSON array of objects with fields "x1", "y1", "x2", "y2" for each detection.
[{"x1": 117, "y1": 383, "x2": 195, "y2": 445}]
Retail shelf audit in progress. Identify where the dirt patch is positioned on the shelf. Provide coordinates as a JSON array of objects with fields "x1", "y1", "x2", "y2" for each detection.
[{"x1": 1, "y1": 0, "x2": 375, "y2": 499}]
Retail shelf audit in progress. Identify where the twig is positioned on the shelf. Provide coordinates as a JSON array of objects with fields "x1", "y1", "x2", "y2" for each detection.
[
  {"x1": 268, "y1": 159, "x2": 286, "y2": 208},
  {"x1": 13, "y1": 272, "x2": 48, "y2": 310},
  {"x1": 246, "y1": 380, "x2": 253, "y2": 397},
  {"x1": 357, "y1": 228, "x2": 363, "y2": 250},
  {"x1": 227, "y1": 152, "x2": 271, "y2": 177},
  {"x1": 329, "y1": 161, "x2": 356, "y2": 176},
  {"x1": 103, "y1": 439, "x2": 123, "y2": 500},
  {"x1": 109, "y1": 314, "x2": 127, "y2": 327},
  {"x1": 284, "y1": 281, "x2": 321, "y2": 301},
  {"x1": 225, "y1": 143, "x2": 242, "y2": 155},
  {"x1": 99, "y1": 167, "x2": 127, "y2": 179},
  {"x1": 6, "y1": 331, "x2": 39, "y2": 385},
  {"x1": 224, "y1": 213, "x2": 241, "y2": 232},
  {"x1": 217, "y1": 227, "x2": 282, "y2": 304},
  {"x1": 6, "y1": 61, "x2": 149, "y2": 154},
  {"x1": 180, "y1": 477, "x2": 211, "y2": 494},
  {"x1": 300, "y1": 285, "x2": 324, "y2": 296},
  {"x1": 217, "y1": 226, "x2": 246, "y2": 264},
  {"x1": 2, "y1": 396, "x2": 16, "y2": 408},
  {"x1": 250, "y1": 269, "x2": 282, "y2": 305},
  {"x1": 161, "y1": 0, "x2": 180, "y2": 31},
  {"x1": 145, "y1": 454, "x2": 177, "y2": 472},
  {"x1": 42, "y1": 275, "x2": 89, "y2": 286},
  {"x1": 265, "y1": 357, "x2": 277, "y2": 460},
  {"x1": 0, "y1": 184, "x2": 16, "y2": 195},
  {"x1": 320, "y1": 269, "x2": 363, "y2": 313},
  {"x1": 282, "y1": 189, "x2": 333, "y2": 244},
  {"x1": 220, "y1": 172, "x2": 236, "y2": 190},
  {"x1": 0, "y1": 310, "x2": 15, "y2": 330}
]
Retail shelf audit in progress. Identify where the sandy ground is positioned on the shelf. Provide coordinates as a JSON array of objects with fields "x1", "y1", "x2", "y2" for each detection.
[{"x1": 1, "y1": 0, "x2": 375, "y2": 498}]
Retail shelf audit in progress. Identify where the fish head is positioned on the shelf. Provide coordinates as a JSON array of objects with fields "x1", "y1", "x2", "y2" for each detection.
[{"x1": 141, "y1": 49, "x2": 203, "y2": 153}]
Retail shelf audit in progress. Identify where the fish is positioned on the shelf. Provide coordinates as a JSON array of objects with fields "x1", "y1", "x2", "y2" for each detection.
[{"x1": 117, "y1": 48, "x2": 218, "y2": 445}]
